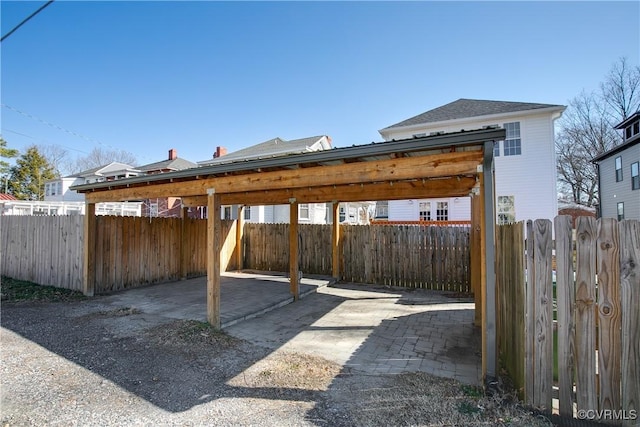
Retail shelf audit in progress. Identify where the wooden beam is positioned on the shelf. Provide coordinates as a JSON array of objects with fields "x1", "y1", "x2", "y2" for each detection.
[
  {"x1": 207, "y1": 189, "x2": 221, "y2": 328},
  {"x1": 180, "y1": 176, "x2": 477, "y2": 207},
  {"x1": 180, "y1": 206, "x2": 188, "y2": 280},
  {"x1": 332, "y1": 201, "x2": 340, "y2": 279},
  {"x1": 84, "y1": 150, "x2": 483, "y2": 203},
  {"x1": 289, "y1": 201, "x2": 299, "y2": 300},
  {"x1": 82, "y1": 202, "x2": 96, "y2": 296},
  {"x1": 236, "y1": 205, "x2": 245, "y2": 271}
]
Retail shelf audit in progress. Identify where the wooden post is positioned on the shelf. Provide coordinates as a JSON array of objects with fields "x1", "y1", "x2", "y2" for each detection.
[
  {"x1": 180, "y1": 205, "x2": 188, "y2": 280},
  {"x1": 289, "y1": 199, "x2": 299, "y2": 300},
  {"x1": 207, "y1": 189, "x2": 221, "y2": 328},
  {"x1": 332, "y1": 201, "x2": 340, "y2": 279},
  {"x1": 82, "y1": 202, "x2": 96, "y2": 296},
  {"x1": 479, "y1": 171, "x2": 488, "y2": 378},
  {"x1": 470, "y1": 193, "x2": 482, "y2": 326},
  {"x1": 236, "y1": 205, "x2": 245, "y2": 271}
]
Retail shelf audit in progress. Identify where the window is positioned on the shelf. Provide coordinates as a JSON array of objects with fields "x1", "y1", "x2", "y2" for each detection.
[
  {"x1": 299, "y1": 204, "x2": 310, "y2": 220},
  {"x1": 634, "y1": 122, "x2": 640, "y2": 136},
  {"x1": 57, "y1": 182, "x2": 62, "y2": 195},
  {"x1": 413, "y1": 133, "x2": 427, "y2": 138},
  {"x1": 436, "y1": 201, "x2": 448, "y2": 221},
  {"x1": 632, "y1": 162, "x2": 639, "y2": 190},
  {"x1": 503, "y1": 122, "x2": 521, "y2": 156},
  {"x1": 223, "y1": 206, "x2": 232, "y2": 220},
  {"x1": 45, "y1": 183, "x2": 51, "y2": 197},
  {"x1": 615, "y1": 156, "x2": 623, "y2": 182},
  {"x1": 244, "y1": 206, "x2": 251, "y2": 220},
  {"x1": 493, "y1": 141, "x2": 500, "y2": 157},
  {"x1": 339, "y1": 206, "x2": 346, "y2": 222},
  {"x1": 149, "y1": 203, "x2": 158, "y2": 217},
  {"x1": 497, "y1": 196, "x2": 516, "y2": 224},
  {"x1": 419, "y1": 202, "x2": 431, "y2": 221},
  {"x1": 375, "y1": 201, "x2": 388, "y2": 219},
  {"x1": 617, "y1": 202, "x2": 625, "y2": 221}
]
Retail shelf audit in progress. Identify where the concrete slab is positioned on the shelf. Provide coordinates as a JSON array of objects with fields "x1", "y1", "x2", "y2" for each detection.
[{"x1": 97, "y1": 271, "x2": 332, "y2": 327}]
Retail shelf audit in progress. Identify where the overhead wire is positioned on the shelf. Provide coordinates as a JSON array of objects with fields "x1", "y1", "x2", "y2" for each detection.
[{"x1": 1, "y1": 0, "x2": 55, "y2": 42}]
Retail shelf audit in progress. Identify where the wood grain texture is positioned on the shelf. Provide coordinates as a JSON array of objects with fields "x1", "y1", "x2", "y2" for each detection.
[
  {"x1": 596, "y1": 218, "x2": 621, "y2": 412},
  {"x1": 554, "y1": 215, "x2": 576, "y2": 417},
  {"x1": 574, "y1": 216, "x2": 598, "y2": 413}
]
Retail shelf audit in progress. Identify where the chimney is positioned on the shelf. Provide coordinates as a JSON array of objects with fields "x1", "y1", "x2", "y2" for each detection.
[
  {"x1": 213, "y1": 146, "x2": 227, "y2": 158},
  {"x1": 168, "y1": 149, "x2": 177, "y2": 160}
]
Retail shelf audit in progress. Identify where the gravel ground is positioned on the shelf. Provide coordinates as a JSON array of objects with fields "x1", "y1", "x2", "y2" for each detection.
[{"x1": 1, "y1": 295, "x2": 552, "y2": 426}]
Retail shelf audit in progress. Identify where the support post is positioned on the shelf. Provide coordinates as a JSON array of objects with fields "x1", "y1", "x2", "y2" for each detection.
[
  {"x1": 180, "y1": 205, "x2": 188, "y2": 280},
  {"x1": 207, "y1": 189, "x2": 221, "y2": 328},
  {"x1": 236, "y1": 205, "x2": 245, "y2": 271},
  {"x1": 481, "y1": 142, "x2": 497, "y2": 384},
  {"x1": 289, "y1": 199, "x2": 299, "y2": 300},
  {"x1": 332, "y1": 201, "x2": 340, "y2": 279},
  {"x1": 470, "y1": 193, "x2": 482, "y2": 327},
  {"x1": 82, "y1": 202, "x2": 96, "y2": 296}
]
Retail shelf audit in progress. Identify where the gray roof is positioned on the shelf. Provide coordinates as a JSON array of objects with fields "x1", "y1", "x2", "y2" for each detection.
[
  {"x1": 138, "y1": 158, "x2": 198, "y2": 173},
  {"x1": 200, "y1": 136, "x2": 328, "y2": 166},
  {"x1": 382, "y1": 98, "x2": 565, "y2": 130}
]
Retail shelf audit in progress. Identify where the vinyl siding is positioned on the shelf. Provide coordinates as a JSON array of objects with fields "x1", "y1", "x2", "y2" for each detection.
[
  {"x1": 388, "y1": 197, "x2": 470, "y2": 221},
  {"x1": 383, "y1": 111, "x2": 560, "y2": 222},
  {"x1": 598, "y1": 143, "x2": 640, "y2": 220}
]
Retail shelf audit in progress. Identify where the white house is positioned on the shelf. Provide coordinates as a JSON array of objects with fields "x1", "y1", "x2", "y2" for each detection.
[
  {"x1": 378, "y1": 99, "x2": 566, "y2": 224},
  {"x1": 45, "y1": 162, "x2": 139, "y2": 202},
  {"x1": 199, "y1": 135, "x2": 343, "y2": 224}
]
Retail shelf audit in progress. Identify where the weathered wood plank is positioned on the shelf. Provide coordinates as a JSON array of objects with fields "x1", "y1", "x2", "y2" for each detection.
[
  {"x1": 596, "y1": 218, "x2": 621, "y2": 412},
  {"x1": 555, "y1": 215, "x2": 576, "y2": 417},
  {"x1": 525, "y1": 220, "x2": 535, "y2": 405},
  {"x1": 574, "y1": 216, "x2": 598, "y2": 413},
  {"x1": 619, "y1": 220, "x2": 640, "y2": 425}
]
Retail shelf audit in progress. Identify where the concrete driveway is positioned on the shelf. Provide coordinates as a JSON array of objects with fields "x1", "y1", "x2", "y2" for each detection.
[{"x1": 100, "y1": 271, "x2": 481, "y2": 385}]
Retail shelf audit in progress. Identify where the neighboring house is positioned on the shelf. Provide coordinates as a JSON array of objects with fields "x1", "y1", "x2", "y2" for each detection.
[
  {"x1": 137, "y1": 149, "x2": 198, "y2": 217},
  {"x1": 0, "y1": 200, "x2": 142, "y2": 216},
  {"x1": 42, "y1": 149, "x2": 196, "y2": 217},
  {"x1": 378, "y1": 99, "x2": 566, "y2": 224},
  {"x1": 197, "y1": 136, "x2": 335, "y2": 224},
  {"x1": 592, "y1": 111, "x2": 640, "y2": 220},
  {"x1": 45, "y1": 162, "x2": 139, "y2": 202}
]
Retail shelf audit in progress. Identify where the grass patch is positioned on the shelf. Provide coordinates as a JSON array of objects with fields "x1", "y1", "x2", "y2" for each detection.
[{"x1": 1, "y1": 276, "x2": 86, "y2": 303}]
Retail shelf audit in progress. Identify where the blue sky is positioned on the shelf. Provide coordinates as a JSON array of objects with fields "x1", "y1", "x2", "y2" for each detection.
[{"x1": 1, "y1": 1, "x2": 639, "y2": 168}]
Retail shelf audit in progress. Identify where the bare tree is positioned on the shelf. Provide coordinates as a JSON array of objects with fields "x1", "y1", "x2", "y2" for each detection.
[
  {"x1": 36, "y1": 144, "x2": 70, "y2": 177},
  {"x1": 71, "y1": 147, "x2": 138, "y2": 174},
  {"x1": 600, "y1": 57, "x2": 640, "y2": 121},
  {"x1": 556, "y1": 58, "x2": 640, "y2": 207}
]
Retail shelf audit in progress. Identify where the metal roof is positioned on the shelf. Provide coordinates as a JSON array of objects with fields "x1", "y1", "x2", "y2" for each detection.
[{"x1": 72, "y1": 127, "x2": 505, "y2": 193}]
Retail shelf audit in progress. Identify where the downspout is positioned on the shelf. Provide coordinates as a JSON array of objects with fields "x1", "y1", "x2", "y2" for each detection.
[{"x1": 483, "y1": 140, "x2": 498, "y2": 384}]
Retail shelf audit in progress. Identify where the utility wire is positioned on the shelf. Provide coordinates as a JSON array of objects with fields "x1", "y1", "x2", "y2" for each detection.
[{"x1": 1, "y1": 0, "x2": 55, "y2": 42}]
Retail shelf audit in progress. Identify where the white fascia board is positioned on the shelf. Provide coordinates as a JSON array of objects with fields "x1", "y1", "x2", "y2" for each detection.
[{"x1": 379, "y1": 105, "x2": 567, "y2": 139}]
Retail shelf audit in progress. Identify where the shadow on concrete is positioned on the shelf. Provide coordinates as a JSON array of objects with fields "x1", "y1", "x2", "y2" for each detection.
[{"x1": 1, "y1": 275, "x2": 480, "y2": 419}]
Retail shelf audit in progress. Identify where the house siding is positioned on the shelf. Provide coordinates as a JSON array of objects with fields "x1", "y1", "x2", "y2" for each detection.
[
  {"x1": 598, "y1": 143, "x2": 640, "y2": 220},
  {"x1": 385, "y1": 111, "x2": 560, "y2": 223}
]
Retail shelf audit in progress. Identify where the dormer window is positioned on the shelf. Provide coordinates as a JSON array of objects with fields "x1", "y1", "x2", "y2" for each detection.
[{"x1": 625, "y1": 120, "x2": 640, "y2": 140}]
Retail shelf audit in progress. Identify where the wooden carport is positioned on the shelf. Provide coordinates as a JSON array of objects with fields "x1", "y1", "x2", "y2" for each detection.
[{"x1": 73, "y1": 127, "x2": 505, "y2": 384}]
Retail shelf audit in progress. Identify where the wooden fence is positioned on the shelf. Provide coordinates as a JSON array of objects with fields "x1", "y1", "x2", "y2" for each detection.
[
  {"x1": 496, "y1": 217, "x2": 640, "y2": 425},
  {"x1": 1, "y1": 215, "x2": 85, "y2": 291},
  {"x1": 1, "y1": 216, "x2": 470, "y2": 293}
]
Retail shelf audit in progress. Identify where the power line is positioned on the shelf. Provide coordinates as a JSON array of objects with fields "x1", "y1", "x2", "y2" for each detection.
[{"x1": 1, "y1": 1, "x2": 55, "y2": 43}]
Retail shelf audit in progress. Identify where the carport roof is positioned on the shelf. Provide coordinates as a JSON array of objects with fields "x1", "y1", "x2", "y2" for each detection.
[{"x1": 72, "y1": 127, "x2": 505, "y2": 195}]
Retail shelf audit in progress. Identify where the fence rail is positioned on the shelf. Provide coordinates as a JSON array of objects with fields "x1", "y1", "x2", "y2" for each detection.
[
  {"x1": 496, "y1": 217, "x2": 640, "y2": 424},
  {"x1": 1, "y1": 216, "x2": 471, "y2": 293}
]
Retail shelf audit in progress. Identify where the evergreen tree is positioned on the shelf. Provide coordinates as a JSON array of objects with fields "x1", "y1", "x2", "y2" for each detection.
[{"x1": 7, "y1": 146, "x2": 56, "y2": 200}]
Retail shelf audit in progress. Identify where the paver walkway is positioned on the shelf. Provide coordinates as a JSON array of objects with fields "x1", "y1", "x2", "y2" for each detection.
[{"x1": 227, "y1": 283, "x2": 481, "y2": 385}]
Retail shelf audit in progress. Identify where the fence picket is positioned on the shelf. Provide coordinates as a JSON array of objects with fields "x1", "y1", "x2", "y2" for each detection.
[
  {"x1": 596, "y1": 218, "x2": 622, "y2": 412},
  {"x1": 619, "y1": 220, "x2": 640, "y2": 425},
  {"x1": 555, "y1": 215, "x2": 576, "y2": 417}
]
